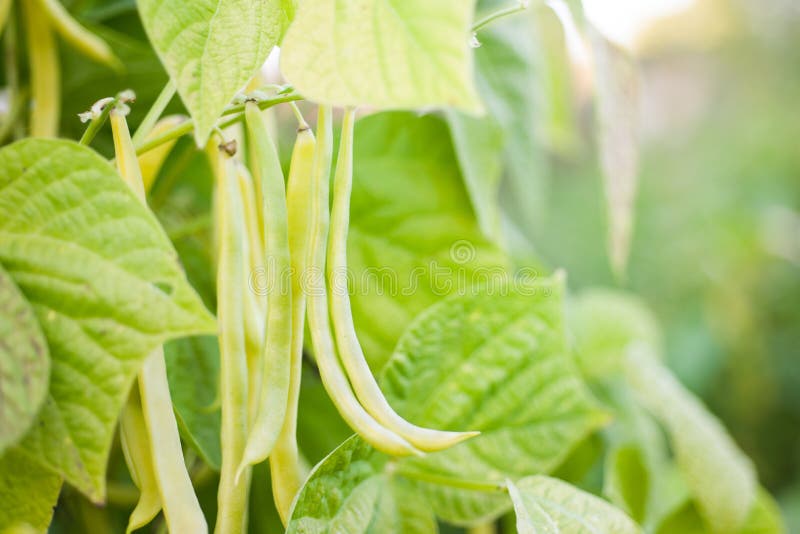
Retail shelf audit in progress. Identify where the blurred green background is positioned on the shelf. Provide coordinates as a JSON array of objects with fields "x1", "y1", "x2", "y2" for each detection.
[{"x1": 527, "y1": 0, "x2": 800, "y2": 527}]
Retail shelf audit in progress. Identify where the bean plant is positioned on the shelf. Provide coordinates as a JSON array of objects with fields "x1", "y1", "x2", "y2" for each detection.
[{"x1": 0, "y1": 0, "x2": 785, "y2": 533}]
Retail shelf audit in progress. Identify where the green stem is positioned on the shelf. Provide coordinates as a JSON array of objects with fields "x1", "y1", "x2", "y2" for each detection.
[
  {"x1": 394, "y1": 466, "x2": 507, "y2": 493},
  {"x1": 134, "y1": 93, "x2": 302, "y2": 156},
  {"x1": 79, "y1": 94, "x2": 122, "y2": 145},
  {"x1": 131, "y1": 80, "x2": 176, "y2": 146},
  {"x1": 471, "y1": 1, "x2": 529, "y2": 33}
]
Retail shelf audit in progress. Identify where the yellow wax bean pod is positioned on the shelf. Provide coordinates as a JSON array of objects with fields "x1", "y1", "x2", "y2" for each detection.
[
  {"x1": 211, "y1": 143, "x2": 251, "y2": 534},
  {"x1": 111, "y1": 108, "x2": 208, "y2": 534},
  {"x1": 22, "y1": 1, "x2": 60, "y2": 137},
  {"x1": 235, "y1": 103, "x2": 292, "y2": 481},
  {"x1": 304, "y1": 105, "x2": 420, "y2": 458},
  {"x1": 327, "y1": 109, "x2": 479, "y2": 452},
  {"x1": 138, "y1": 115, "x2": 187, "y2": 193},
  {"x1": 235, "y1": 161, "x2": 267, "y2": 420},
  {"x1": 119, "y1": 388, "x2": 161, "y2": 533},
  {"x1": 34, "y1": 0, "x2": 122, "y2": 71},
  {"x1": 270, "y1": 117, "x2": 315, "y2": 524},
  {"x1": 0, "y1": 0, "x2": 12, "y2": 37}
]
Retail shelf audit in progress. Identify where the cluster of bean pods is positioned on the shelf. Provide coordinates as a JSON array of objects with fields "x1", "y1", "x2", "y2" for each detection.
[{"x1": 106, "y1": 94, "x2": 478, "y2": 533}]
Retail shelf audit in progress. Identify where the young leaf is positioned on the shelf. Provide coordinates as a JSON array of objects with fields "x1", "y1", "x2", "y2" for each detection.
[
  {"x1": 0, "y1": 139, "x2": 216, "y2": 502},
  {"x1": 280, "y1": 0, "x2": 482, "y2": 112},
  {"x1": 382, "y1": 279, "x2": 608, "y2": 524},
  {"x1": 164, "y1": 335, "x2": 222, "y2": 470},
  {"x1": 508, "y1": 475, "x2": 641, "y2": 533},
  {"x1": 0, "y1": 263, "x2": 49, "y2": 455},
  {"x1": 348, "y1": 112, "x2": 509, "y2": 370},
  {"x1": 138, "y1": 0, "x2": 295, "y2": 145},
  {"x1": 568, "y1": 288, "x2": 661, "y2": 381},
  {"x1": 626, "y1": 347, "x2": 757, "y2": 533},
  {"x1": 590, "y1": 28, "x2": 640, "y2": 279},
  {"x1": 0, "y1": 448, "x2": 62, "y2": 531},
  {"x1": 286, "y1": 436, "x2": 437, "y2": 534}
]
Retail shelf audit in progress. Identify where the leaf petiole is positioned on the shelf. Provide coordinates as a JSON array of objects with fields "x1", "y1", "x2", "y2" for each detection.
[
  {"x1": 471, "y1": 0, "x2": 529, "y2": 33},
  {"x1": 394, "y1": 465, "x2": 508, "y2": 493},
  {"x1": 131, "y1": 80, "x2": 176, "y2": 146},
  {"x1": 134, "y1": 92, "x2": 303, "y2": 156}
]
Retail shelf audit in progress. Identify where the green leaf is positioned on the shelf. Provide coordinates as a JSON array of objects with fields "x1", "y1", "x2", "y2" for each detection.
[
  {"x1": 568, "y1": 288, "x2": 661, "y2": 381},
  {"x1": 287, "y1": 436, "x2": 437, "y2": 534},
  {"x1": 0, "y1": 448, "x2": 62, "y2": 531},
  {"x1": 349, "y1": 112, "x2": 509, "y2": 370},
  {"x1": 164, "y1": 335, "x2": 221, "y2": 470},
  {"x1": 656, "y1": 487, "x2": 785, "y2": 534},
  {"x1": 0, "y1": 262, "x2": 49, "y2": 454},
  {"x1": 447, "y1": 13, "x2": 547, "y2": 245},
  {"x1": 508, "y1": 475, "x2": 641, "y2": 534},
  {"x1": 382, "y1": 279, "x2": 608, "y2": 524},
  {"x1": 280, "y1": 0, "x2": 482, "y2": 112},
  {"x1": 741, "y1": 488, "x2": 786, "y2": 534},
  {"x1": 138, "y1": 0, "x2": 294, "y2": 145},
  {"x1": 0, "y1": 139, "x2": 216, "y2": 501},
  {"x1": 626, "y1": 348, "x2": 757, "y2": 533},
  {"x1": 604, "y1": 445, "x2": 649, "y2": 523},
  {"x1": 445, "y1": 110, "x2": 504, "y2": 239}
]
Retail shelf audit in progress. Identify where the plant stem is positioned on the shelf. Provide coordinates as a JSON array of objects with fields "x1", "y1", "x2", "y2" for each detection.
[
  {"x1": 134, "y1": 93, "x2": 302, "y2": 156},
  {"x1": 79, "y1": 94, "x2": 122, "y2": 145},
  {"x1": 131, "y1": 80, "x2": 176, "y2": 146},
  {"x1": 471, "y1": 1, "x2": 529, "y2": 33},
  {"x1": 394, "y1": 465, "x2": 507, "y2": 493}
]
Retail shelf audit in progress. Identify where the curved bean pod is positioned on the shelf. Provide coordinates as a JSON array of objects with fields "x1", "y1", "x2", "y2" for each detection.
[
  {"x1": 119, "y1": 388, "x2": 161, "y2": 533},
  {"x1": 22, "y1": 1, "x2": 60, "y2": 137},
  {"x1": 34, "y1": 0, "x2": 122, "y2": 70},
  {"x1": 305, "y1": 105, "x2": 420, "y2": 457},
  {"x1": 327, "y1": 109, "x2": 479, "y2": 452}
]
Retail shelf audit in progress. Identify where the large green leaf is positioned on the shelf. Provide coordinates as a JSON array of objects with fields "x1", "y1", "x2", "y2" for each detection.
[
  {"x1": 348, "y1": 112, "x2": 509, "y2": 370},
  {"x1": 165, "y1": 335, "x2": 221, "y2": 470},
  {"x1": 508, "y1": 475, "x2": 640, "y2": 534},
  {"x1": 382, "y1": 279, "x2": 608, "y2": 524},
  {"x1": 0, "y1": 263, "x2": 49, "y2": 454},
  {"x1": 0, "y1": 448, "x2": 62, "y2": 531},
  {"x1": 138, "y1": 0, "x2": 294, "y2": 145},
  {"x1": 280, "y1": 0, "x2": 482, "y2": 112},
  {"x1": 286, "y1": 436, "x2": 437, "y2": 534},
  {"x1": 0, "y1": 139, "x2": 216, "y2": 501},
  {"x1": 626, "y1": 348, "x2": 757, "y2": 533}
]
